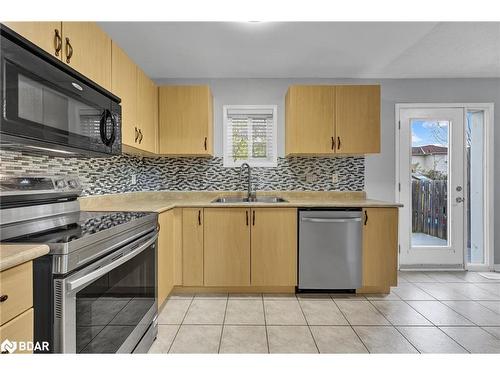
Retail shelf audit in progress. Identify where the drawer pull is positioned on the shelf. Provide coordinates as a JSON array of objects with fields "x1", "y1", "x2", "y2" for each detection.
[
  {"x1": 0, "y1": 294, "x2": 8, "y2": 302},
  {"x1": 54, "y1": 29, "x2": 62, "y2": 56}
]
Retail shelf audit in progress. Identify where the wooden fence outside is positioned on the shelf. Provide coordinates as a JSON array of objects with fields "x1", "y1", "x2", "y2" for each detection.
[{"x1": 412, "y1": 180, "x2": 447, "y2": 240}]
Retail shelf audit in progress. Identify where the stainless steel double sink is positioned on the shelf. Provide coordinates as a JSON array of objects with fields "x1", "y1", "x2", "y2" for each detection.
[{"x1": 211, "y1": 196, "x2": 288, "y2": 204}]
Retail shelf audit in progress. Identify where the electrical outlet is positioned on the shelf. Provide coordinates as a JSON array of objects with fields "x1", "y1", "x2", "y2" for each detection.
[
  {"x1": 131, "y1": 174, "x2": 137, "y2": 185},
  {"x1": 332, "y1": 173, "x2": 339, "y2": 184},
  {"x1": 305, "y1": 173, "x2": 317, "y2": 183}
]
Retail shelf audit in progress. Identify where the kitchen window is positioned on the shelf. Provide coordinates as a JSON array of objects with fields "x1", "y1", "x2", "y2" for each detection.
[{"x1": 223, "y1": 105, "x2": 278, "y2": 167}]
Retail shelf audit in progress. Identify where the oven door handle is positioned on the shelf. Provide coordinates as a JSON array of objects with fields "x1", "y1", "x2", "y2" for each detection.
[{"x1": 66, "y1": 232, "x2": 158, "y2": 292}]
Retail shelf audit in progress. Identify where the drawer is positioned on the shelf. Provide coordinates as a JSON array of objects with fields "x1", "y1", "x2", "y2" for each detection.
[
  {"x1": 0, "y1": 308, "x2": 34, "y2": 354},
  {"x1": 0, "y1": 262, "x2": 33, "y2": 325}
]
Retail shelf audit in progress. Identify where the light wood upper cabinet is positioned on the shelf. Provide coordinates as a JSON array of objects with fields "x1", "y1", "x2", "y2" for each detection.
[
  {"x1": 158, "y1": 85, "x2": 213, "y2": 156},
  {"x1": 137, "y1": 69, "x2": 158, "y2": 154},
  {"x1": 358, "y1": 207, "x2": 398, "y2": 294},
  {"x1": 3, "y1": 22, "x2": 63, "y2": 58},
  {"x1": 158, "y1": 211, "x2": 175, "y2": 307},
  {"x1": 61, "y1": 22, "x2": 112, "y2": 91},
  {"x1": 182, "y1": 208, "x2": 204, "y2": 286},
  {"x1": 251, "y1": 208, "x2": 297, "y2": 286},
  {"x1": 204, "y1": 208, "x2": 250, "y2": 286},
  {"x1": 335, "y1": 85, "x2": 380, "y2": 154},
  {"x1": 111, "y1": 43, "x2": 138, "y2": 148},
  {"x1": 285, "y1": 84, "x2": 380, "y2": 155},
  {"x1": 285, "y1": 85, "x2": 335, "y2": 155}
]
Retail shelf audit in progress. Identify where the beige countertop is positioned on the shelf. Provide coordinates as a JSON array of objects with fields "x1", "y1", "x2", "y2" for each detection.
[
  {"x1": 80, "y1": 191, "x2": 402, "y2": 213},
  {"x1": 0, "y1": 244, "x2": 50, "y2": 272}
]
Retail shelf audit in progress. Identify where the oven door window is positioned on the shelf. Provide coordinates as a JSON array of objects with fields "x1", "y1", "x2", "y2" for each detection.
[{"x1": 75, "y1": 244, "x2": 156, "y2": 353}]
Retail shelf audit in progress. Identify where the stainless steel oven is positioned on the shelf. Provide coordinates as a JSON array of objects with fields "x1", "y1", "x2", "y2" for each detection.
[
  {"x1": 54, "y1": 231, "x2": 158, "y2": 353},
  {"x1": 0, "y1": 25, "x2": 121, "y2": 157}
]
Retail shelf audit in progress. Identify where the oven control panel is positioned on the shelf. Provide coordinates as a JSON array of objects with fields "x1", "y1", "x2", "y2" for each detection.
[{"x1": 0, "y1": 175, "x2": 82, "y2": 195}]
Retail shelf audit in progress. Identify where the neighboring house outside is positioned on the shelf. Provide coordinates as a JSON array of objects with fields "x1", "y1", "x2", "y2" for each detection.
[{"x1": 411, "y1": 145, "x2": 448, "y2": 175}]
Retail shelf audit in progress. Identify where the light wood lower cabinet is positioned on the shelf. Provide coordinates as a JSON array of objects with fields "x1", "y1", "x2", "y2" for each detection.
[
  {"x1": 182, "y1": 208, "x2": 204, "y2": 286},
  {"x1": 0, "y1": 308, "x2": 34, "y2": 354},
  {"x1": 358, "y1": 207, "x2": 399, "y2": 294},
  {"x1": 158, "y1": 211, "x2": 174, "y2": 307},
  {"x1": 203, "y1": 208, "x2": 251, "y2": 286},
  {"x1": 0, "y1": 261, "x2": 33, "y2": 325},
  {"x1": 251, "y1": 208, "x2": 297, "y2": 286}
]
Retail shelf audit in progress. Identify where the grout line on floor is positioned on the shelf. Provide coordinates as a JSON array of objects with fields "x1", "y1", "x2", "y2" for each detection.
[
  {"x1": 217, "y1": 296, "x2": 229, "y2": 353},
  {"x1": 261, "y1": 294, "x2": 270, "y2": 354},
  {"x1": 331, "y1": 296, "x2": 371, "y2": 353},
  {"x1": 167, "y1": 294, "x2": 195, "y2": 353},
  {"x1": 296, "y1": 297, "x2": 320, "y2": 353}
]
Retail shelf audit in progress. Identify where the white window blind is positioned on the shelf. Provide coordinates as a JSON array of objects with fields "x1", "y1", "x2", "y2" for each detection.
[{"x1": 223, "y1": 105, "x2": 277, "y2": 167}]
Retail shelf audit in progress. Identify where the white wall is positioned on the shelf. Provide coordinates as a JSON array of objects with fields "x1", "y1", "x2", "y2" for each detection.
[{"x1": 157, "y1": 77, "x2": 500, "y2": 264}]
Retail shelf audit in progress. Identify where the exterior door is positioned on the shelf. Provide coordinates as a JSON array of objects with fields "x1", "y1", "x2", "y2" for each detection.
[{"x1": 398, "y1": 107, "x2": 465, "y2": 268}]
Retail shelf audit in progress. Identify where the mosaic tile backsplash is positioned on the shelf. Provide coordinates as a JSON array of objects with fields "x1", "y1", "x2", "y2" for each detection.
[{"x1": 0, "y1": 150, "x2": 364, "y2": 196}]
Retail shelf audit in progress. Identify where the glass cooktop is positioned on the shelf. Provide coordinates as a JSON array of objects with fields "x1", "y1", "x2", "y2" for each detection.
[{"x1": 8, "y1": 211, "x2": 153, "y2": 244}]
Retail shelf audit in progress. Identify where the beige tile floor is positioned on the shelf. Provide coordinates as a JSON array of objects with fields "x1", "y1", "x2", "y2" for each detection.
[{"x1": 148, "y1": 271, "x2": 500, "y2": 354}]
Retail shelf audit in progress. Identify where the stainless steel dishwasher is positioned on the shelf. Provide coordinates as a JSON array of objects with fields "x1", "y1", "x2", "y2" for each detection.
[{"x1": 298, "y1": 209, "x2": 362, "y2": 291}]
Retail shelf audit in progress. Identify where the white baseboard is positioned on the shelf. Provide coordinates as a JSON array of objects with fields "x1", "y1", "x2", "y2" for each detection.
[{"x1": 494, "y1": 264, "x2": 500, "y2": 272}]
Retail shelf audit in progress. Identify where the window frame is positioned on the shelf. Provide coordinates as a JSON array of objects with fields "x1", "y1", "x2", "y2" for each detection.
[{"x1": 222, "y1": 104, "x2": 278, "y2": 168}]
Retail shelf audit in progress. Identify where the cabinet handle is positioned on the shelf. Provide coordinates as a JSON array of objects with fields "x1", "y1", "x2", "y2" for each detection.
[
  {"x1": 337, "y1": 136, "x2": 341, "y2": 150},
  {"x1": 198, "y1": 210, "x2": 201, "y2": 226},
  {"x1": 331, "y1": 136, "x2": 335, "y2": 150},
  {"x1": 246, "y1": 210, "x2": 249, "y2": 226},
  {"x1": 252, "y1": 210, "x2": 255, "y2": 226},
  {"x1": 204, "y1": 137, "x2": 207, "y2": 150},
  {"x1": 138, "y1": 129, "x2": 143, "y2": 144},
  {"x1": 364, "y1": 210, "x2": 368, "y2": 226},
  {"x1": 0, "y1": 295, "x2": 8, "y2": 303},
  {"x1": 135, "y1": 127, "x2": 140, "y2": 143},
  {"x1": 54, "y1": 29, "x2": 62, "y2": 57},
  {"x1": 65, "y1": 37, "x2": 73, "y2": 63}
]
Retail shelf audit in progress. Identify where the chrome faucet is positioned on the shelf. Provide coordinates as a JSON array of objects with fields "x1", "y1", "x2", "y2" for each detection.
[{"x1": 239, "y1": 162, "x2": 255, "y2": 201}]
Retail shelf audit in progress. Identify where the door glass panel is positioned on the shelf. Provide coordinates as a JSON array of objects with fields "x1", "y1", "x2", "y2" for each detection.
[
  {"x1": 411, "y1": 119, "x2": 449, "y2": 247},
  {"x1": 75, "y1": 245, "x2": 156, "y2": 353},
  {"x1": 466, "y1": 111, "x2": 485, "y2": 264}
]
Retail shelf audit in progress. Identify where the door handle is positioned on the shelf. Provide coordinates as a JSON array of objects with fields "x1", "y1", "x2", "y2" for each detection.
[
  {"x1": 246, "y1": 210, "x2": 249, "y2": 226},
  {"x1": 198, "y1": 210, "x2": 202, "y2": 225},
  {"x1": 331, "y1": 136, "x2": 335, "y2": 150},
  {"x1": 252, "y1": 210, "x2": 255, "y2": 226},
  {"x1": 204, "y1": 137, "x2": 207, "y2": 150},
  {"x1": 135, "y1": 127, "x2": 140, "y2": 143},
  {"x1": 364, "y1": 210, "x2": 368, "y2": 225},
  {"x1": 138, "y1": 129, "x2": 143, "y2": 144},
  {"x1": 337, "y1": 136, "x2": 341, "y2": 150},
  {"x1": 301, "y1": 217, "x2": 362, "y2": 223},
  {"x1": 54, "y1": 29, "x2": 62, "y2": 57},
  {"x1": 65, "y1": 37, "x2": 73, "y2": 63}
]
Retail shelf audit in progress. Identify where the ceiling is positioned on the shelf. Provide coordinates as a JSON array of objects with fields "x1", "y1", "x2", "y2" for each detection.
[{"x1": 98, "y1": 22, "x2": 500, "y2": 79}]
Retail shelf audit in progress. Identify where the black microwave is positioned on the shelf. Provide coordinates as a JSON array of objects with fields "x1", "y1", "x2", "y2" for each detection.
[{"x1": 0, "y1": 25, "x2": 121, "y2": 157}]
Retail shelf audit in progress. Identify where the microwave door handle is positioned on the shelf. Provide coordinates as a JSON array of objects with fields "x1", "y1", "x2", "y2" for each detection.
[
  {"x1": 66, "y1": 232, "x2": 158, "y2": 292},
  {"x1": 99, "y1": 110, "x2": 116, "y2": 146},
  {"x1": 301, "y1": 217, "x2": 362, "y2": 223}
]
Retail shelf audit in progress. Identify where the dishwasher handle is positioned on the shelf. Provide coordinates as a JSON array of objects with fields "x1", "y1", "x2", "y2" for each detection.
[{"x1": 301, "y1": 217, "x2": 362, "y2": 223}]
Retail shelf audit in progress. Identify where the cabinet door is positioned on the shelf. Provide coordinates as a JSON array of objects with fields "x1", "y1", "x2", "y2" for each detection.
[
  {"x1": 335, "y1": 85, "x2": 380, "y2": 154},
  {"x1": 158, "y1": 211, "x2": 175, "y2": 307},
  {"x1": 285, "y1": 85, "x2": 335, "y2": 155},
  {"x1": 358, "y1": 207, "x2": 398, "y2": 294},
  {"x1": 182, "y1": 208, "x2": 204, "y2": 286},
  {"x1": 111, "y1": 43, "x2": 137, "y2": 148},
  {"x1": 3, "y1": 22, "x2": 62, "y2": 58},
  {"x1": 0, "y1": 308, "x2": 33, "y2": 354},
  {"x1": 204, "y1": 208, "x2": 250, "y2": 286},
  {"x1": 158, "y1": 86, "x2": 213, "y2": 155},
  {"x1": 251, "y1": 208, "x2": 297, "y2": 286},
  {"x1": 137, "y1": 69, "x2": 158, "y2": 153},
  {"x1": 61, "y1": 22, "x2": 112, "y2": 91}
]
